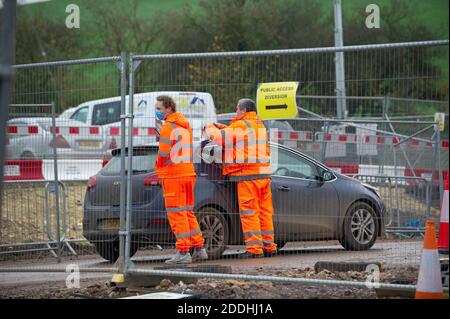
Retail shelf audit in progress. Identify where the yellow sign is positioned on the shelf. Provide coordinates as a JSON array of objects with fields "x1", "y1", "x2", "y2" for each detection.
[
  {"x1": 256, "y1": 81, "x2": 299, "y2": 120},
  {"x1": 435, "y1": 112, "x2": 445, "y2": 131}
]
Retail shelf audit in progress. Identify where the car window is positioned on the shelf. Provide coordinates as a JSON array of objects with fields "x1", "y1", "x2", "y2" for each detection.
[
  {"x1": 102, "y1": 152, "x2": 157, "y2": 174},
  {"x1": 70, "y1": 107, "x2": 89, "y2": 124},
  {"x1": 92, "y1": 101, "x2": 121, "y2": 126},
  {"x1": 270, "y1": 147, "x2": 320, "y2": 180}
]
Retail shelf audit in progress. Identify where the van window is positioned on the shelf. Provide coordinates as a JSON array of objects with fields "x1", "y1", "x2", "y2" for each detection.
[
  {"x1": 92, "y1": 101, "x2": 121, "y2": 126},
  {"x1": 70, "y1": 107, "x2": 89, "y2": 124}
]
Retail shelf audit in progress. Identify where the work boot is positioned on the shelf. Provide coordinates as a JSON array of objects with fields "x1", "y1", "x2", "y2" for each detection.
[
  {"x1": 191, "y1": 248, "x2": 208, "y2": 262},
  {"x1": 263, "y1": 250, "x2": 278, "y2": 258},
  {"x1": 165, "y1": 251, "x2": 192, "y2": 264},
  {"x1": 238, "y1": 251, "x2": 264, "y2": 259}
]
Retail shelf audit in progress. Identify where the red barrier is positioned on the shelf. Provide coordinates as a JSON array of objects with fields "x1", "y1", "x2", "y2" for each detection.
[
  {"x1": 404, "y1": 168, "x2": 449, "y2": 187},
  {"x1": 3, "y1": 160, "x2": 45, "y2": 181},
  {"x1": 324, "y1": 162, "x2": 359, "y2": 175}
]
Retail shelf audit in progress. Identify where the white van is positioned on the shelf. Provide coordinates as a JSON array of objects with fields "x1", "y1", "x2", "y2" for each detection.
[{"x1": 63, "y1": 91, "x2": 218, "y2": 147}]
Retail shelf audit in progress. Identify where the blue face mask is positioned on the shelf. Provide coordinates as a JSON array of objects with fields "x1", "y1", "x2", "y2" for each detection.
[{"x1": 156, "y1": 111, "x2": 165, "y2": 120}]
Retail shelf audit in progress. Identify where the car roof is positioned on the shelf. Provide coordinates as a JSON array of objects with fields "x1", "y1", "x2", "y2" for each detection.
[{"x1": 75, "y1": 91, "x2": 214, "y2": 106}]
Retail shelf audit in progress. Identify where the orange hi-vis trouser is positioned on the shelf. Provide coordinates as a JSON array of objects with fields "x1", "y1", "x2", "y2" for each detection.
[
  {"x1": 237, "y1": 178, "x2": 277, "y2": 255},
  {"x1": 161, "y1": 176, "x2": 205, "y2": 253}
]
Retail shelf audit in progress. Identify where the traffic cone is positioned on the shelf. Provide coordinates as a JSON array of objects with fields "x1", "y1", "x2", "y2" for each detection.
[
  {"x1": 415, "y1": 220, "x2": 444, "y2": 299},
  {"x1": 438, "y1": 176, "x2": 449, "y2": 254}
]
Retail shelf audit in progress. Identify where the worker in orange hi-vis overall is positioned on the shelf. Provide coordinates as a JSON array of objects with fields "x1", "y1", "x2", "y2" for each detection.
[
  {"x1": 154, "y1": 95, "x2": 208, "y2": 264},
  {"x1": 205, "y1": 98, "x2": 277, "y2": 258}
]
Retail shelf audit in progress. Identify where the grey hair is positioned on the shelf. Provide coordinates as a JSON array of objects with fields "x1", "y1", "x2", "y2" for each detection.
[{"x1": 237, "y1": 98, "x2": 256, "y2": 113}]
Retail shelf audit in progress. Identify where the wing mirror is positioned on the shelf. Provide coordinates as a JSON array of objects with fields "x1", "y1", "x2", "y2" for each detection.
[{"x1": 321, "y1": 171, "x2": 334, "y2": 182}]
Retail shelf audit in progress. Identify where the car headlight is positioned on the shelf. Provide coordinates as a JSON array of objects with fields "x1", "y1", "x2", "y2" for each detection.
[{"x1": 361, "y1": 182, "x2": 381, "y2": 198}]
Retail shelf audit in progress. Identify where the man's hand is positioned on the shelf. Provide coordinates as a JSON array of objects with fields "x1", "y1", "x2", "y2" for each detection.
[{"x1": 213, "y1": 122, "x2": 226, "y2": 129}]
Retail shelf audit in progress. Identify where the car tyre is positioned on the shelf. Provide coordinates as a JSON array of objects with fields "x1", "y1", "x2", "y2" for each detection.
[
  {"x1": 95, "y1": 241, "x2": 138, "y2": 263},
  {"x1": 197, "y1": 207, "x2": 229, "y2": 260},
  {"x1": 20, "y1": 151, "x2": 36, "y2": 160},
  {"x1": 339, "y1": 202, "x2": 379, "y2": 251}
]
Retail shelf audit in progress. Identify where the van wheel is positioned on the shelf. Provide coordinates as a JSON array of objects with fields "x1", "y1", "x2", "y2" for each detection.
[
  {"x1": 197, "y1": 207, "x2": 229, "y2": 260},
  {"x1": 20, "y1": 151, "x2": 35, "y2": 160}
]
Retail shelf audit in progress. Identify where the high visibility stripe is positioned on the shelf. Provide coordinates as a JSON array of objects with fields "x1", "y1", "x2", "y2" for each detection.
[
  {"x1": 245, "y1": 240, "x2": 263, "y2": 246},
  {"x1": 263, "y1": 239, "x2": 275, "y2": 244},
  {"x1": 242, "y1": 119, "x2": 255, "y2": 143},
  {"x1": 176, "y1": 228, "x2": 202, "y2": 239},
  {"x1": 167, "y1": 122, "x2": 181, "y2": 143},
  {"x1": 158, "y1": 150, "x2": 170, "y2": 157},
  {"x1": 243, "y1": 231, "x2": 262, "y2": 238},
  {"x1": 159, "y1": 137, "x2": 172, "y2": 145},
  {"x1": 261, "y1": 230, "x2": 274, "y2": 236},
  {"x1": 171, "y1": 155, "x2": 192, "y2": 163},
  {"x1": 166, "y1": 206, "x2": 194, "y2": 213},
  {"x1": 229, "y1": 174, "x2": 271, "y2": 181},
  {"x1": 167, "y1": 122, "x2": 177, "y2": 129},
  {"x1": 240, "y1": 210, "x2": 254, "y2": 216}
]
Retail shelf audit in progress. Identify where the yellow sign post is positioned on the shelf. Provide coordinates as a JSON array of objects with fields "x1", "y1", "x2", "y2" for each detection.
[
  {"x1": 256, "y1": 81, "x2": 299, "y2": 120},
  {"x1": 435, "y1": 112, "x2": 445, "y2": 131}
]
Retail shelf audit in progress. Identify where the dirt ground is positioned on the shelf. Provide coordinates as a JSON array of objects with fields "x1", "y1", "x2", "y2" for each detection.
[{"x1": 0, "y1": 265, "x2": 419, "y2": 299}]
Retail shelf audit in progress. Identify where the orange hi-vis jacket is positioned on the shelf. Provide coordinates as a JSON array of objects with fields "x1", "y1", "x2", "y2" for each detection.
[
  {"x1": 155, "y1": 112, "x2": 196, "y2": 179},
  {"x1": 206, "y1": 112, "x2": 271, "y2": 181}
]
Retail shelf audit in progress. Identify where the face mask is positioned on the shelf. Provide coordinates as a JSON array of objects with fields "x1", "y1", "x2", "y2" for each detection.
[{"x1": 156, "y1": 111, "x2": 165, "y2": 120}]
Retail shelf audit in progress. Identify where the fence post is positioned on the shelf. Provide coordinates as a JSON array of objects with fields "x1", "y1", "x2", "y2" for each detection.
[
  {"x1": 436, "y1": 123, "x2": 443, "y2": 205},
  {"x1": 124, "y1": 54, "x2": 140, "y2": 273},
  {"x1": 333, "y1": 0, "x2": 347, "y2": 119},
  {"x1": 50, "y1": 102, "x2": 61, "y2": 262},
  {"x1": 118, "y1": 51, "x2": 127, "y2": 273}
]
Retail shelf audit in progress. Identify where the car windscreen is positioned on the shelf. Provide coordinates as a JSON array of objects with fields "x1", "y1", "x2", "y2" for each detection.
[
  {"x1": 102, "y1": 151, "x2": 157, "y2": 175},
  {"x1": 92, "y1": 101, "x2": 121, "y2": 126}
]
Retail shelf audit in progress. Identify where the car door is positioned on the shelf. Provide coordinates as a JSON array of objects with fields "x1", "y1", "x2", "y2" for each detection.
[{"x1": 270, "y1": 146, "x2": 339, "y2": 241}]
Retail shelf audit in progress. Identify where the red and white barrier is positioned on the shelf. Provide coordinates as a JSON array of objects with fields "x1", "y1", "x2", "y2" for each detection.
[
  {"x1": 4, "y1": 160, "x2": 45, "y2": 180},
  {"x1": 4, "y1": 159, "x2": 103, "y2": 181},
  {"x1": 8, "y1": 125, "x2": 43, "y2": 135},
  {"x1": 50, "y1": 126, "x2": 102, "y2": 136},
  {"x1": 108, "y1": 127, "x2": 158, "y2": 136},
  {"x1": 315, "y1": 132, "x2": 359, "y2": 143}
]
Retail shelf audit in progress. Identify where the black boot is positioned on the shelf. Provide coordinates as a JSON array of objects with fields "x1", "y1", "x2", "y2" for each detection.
[{"x1": 238, "y1": 251, "x2": 264, "y2": 259}]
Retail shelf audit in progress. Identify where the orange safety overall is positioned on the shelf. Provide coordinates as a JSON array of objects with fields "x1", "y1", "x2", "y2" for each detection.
[
  {"x1": 155, "y1": 112, "x2": 205, "y2": 253},
  {"x1": 206, "y1": 112, "x2": 276, "y2": 254}
]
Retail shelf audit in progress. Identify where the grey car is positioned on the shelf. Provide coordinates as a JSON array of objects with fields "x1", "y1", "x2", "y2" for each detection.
[{"x1": 83, "y1": 142, "x2": 386, "y2": 262}]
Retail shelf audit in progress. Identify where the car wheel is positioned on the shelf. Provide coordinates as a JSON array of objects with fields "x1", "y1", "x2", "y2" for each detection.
[
  {"x1": 20, "y1": 151, "x2": 35, "y2": 160},
  {"x1": 197, "y1": 207, "x2": 229, "y2": 260},
  {"x1": 339, "y1": 202, "x2": 379, "y2": 251},
  {"x1": 94, "y1": 241, "x2": 138, "y2": 263}
]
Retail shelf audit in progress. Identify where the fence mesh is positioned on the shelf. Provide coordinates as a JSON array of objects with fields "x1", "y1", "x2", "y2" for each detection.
[{"x1": 0, "y1": 42, "x2": 448, "y2": 294}]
